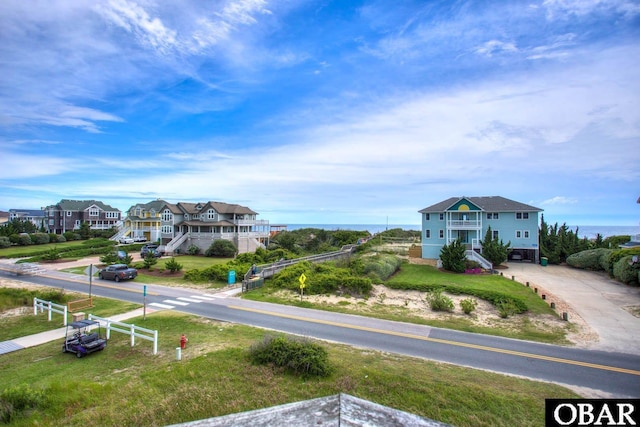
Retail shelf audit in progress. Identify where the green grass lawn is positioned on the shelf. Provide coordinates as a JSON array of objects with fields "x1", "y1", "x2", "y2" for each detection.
[{"x1": 0, "y1": 311, "x2": 579, "y2": 426}]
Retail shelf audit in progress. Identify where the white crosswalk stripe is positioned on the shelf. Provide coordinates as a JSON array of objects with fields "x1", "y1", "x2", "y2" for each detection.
[
  {"x1": 190, "y1": 295, "x2": 215, "y2": 301},
  {"x1": 149, "y1": 303, "x2": 174, "y2": 309},
  {"x1": 177, "y1": 297, "x2": 202, "y2": 303},
  {"x1": 163, "y1": 299, "x2": 189, "y2": 306}
]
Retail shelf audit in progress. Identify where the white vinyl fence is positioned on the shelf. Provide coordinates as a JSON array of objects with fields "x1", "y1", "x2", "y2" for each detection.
[
  {"x1": 89, "y1": 314, "x2": 158, "y2": 355},
  {"x1": 33, "y1": 298, "x2": 68, "y2": 325}
]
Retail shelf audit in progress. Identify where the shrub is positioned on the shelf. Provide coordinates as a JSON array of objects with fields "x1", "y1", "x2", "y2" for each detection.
[
  {"x1": 362, "y1": 254, "x2": 402, "y2": 282},
  {"x1": 248, "y1": 335, "x2": 333, "y2": 378},
  {"x1": 56, "y1": 234, "x2": 66, "y2": 243},
  {"x1": 205, "y1": 240, "x2": 237, "y2": 257},
  {"x1": 497, "y1": 299, "x2": 520, "y2": 318},
  {"x1": 30, "y1": 233, "x2": 50, "y2": 245},
  {"x1": 0, "y1": 237, "x2": 10, "y2": 249},
  {"x1": 566, "y1": 248, "x2": 612, "y2": 271},
  {"x1": 63, "y1": 231, "x2": 81, "y2": 241},
  {"x1": 184, "y1": 264, "x2": 230, "y2": 283},
  {"x1": 187, "y1": 244, "x2": 200, "y2": 255},
  {"x1": 165, "y1": 257, "x2": 183, "y2": 273},
  {"x1": 425, "y1": 289, "x2": 454, "y2": 312},
  {"x1": 143, "y1": 252, "x2": 158, "y2": 269},
  {"x1": 41, "y1": 248, "x2": 61, "y2": 261},
  {"x1": 612, "y1": 255, "x2": 640, "y2": 286},
  {"x1": 16, "y1": 234, "x2": 32, "y2": 246},
  {"x1": 440, "y1": 239, "x2": 466, "y2": 273},
  {"x1": 0, "y1": 384, "x2": 47, "y2": 423},
  {"x1": 460, "y1": 297, "x2": 478, "y2": 314}
]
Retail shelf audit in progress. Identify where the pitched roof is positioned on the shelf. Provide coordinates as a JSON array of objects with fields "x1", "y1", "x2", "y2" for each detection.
[
  {"x1": 9, "y1": 209, "x2": 45, "y2": 217},
  {"x1": 206, "y1": 201, "x2": 257, "y2": 215},
  {"x1": 419, "y1": 196, "x2": 542, "y2": 213},
  {"x1": 51, "y1": 199, "x2": 119, "y2": 211}
]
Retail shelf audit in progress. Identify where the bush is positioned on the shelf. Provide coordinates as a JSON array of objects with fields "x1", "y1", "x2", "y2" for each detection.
[
  {"x1": 440, "y1": 239, "x2": 466, "y2": 273},
  {"x1": 187, "y1": 245, "x2": 200, "y2": 255},
  {"x1": 41, "y1": 248, "x2": 61, "y2": 261},
  {"x1": 566, "y1": 248, "x2": 612, "y2": 271},
  {"x1": 56, "y1": 234, "x2": 66, "y2": 243},
  {"x1": 362, "y1": 254, "x2": 402, "y2": 282},
  {"x1": 460, "y1": 297, "x2": 478, "y2": 314},
  {"x1": 205, "y1": 240, "x2": 237, "y2": 257},
  {"x1": 0, "y1": 237, "x2": 10, "y2": 249},
  {"x1": 425, "y1": 289, "x2": 454, "y2": 312},
  {"x1": 165, "y1": 257, "x2": 183, "y2": 273},
  {"x1": 612, "y1": 255, "x2": 640, "y2": 286},
  {"x1": 16, "y1": 234, "x2": 32, "y2": 246},
  {"x1": 497, "y1": 299, "x2": 520, "y2": 318},
  {"x1": 184, "y1": 264, "x2": 230, "y2": 283},
  {"x1": 30, "y1": 233, "x2": 50, "y2": 244},
  {"x1": 63, "y1": 231, "x2": 81, "y2": 241},
  {"x1": 0, "y1": 384, "x2": 47, "y2": 423},
  {"x1": 100, "y1": 252, "x2": 119, "y2": 265},
  {"x1": 248, "y1": 335, "x2": 333, "y2": 378}
]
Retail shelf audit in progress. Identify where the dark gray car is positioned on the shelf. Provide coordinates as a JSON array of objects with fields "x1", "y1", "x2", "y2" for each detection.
[{"x1": 98, "y1": 264, "x2": 137, "y2": 282}]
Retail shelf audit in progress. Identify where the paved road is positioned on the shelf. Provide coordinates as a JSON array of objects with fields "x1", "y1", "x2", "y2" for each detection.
[
  {"x1": 503, "y1": 262, "x2": 640, "y2": 355},
  {"x1": 1, "y1": 264, "x2": 639, "y2": 397}
]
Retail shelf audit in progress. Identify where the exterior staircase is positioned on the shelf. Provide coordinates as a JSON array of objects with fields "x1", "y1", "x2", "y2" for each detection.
[
  {"x1": 465, "y1": 250, "x2": 492, "y2": 270},
  {"x1": 111, "y1": 226, "x2": 132, "y2": 242},
  {"x1": 165, "y1": 232, "x2": 186, "y2": 255}
]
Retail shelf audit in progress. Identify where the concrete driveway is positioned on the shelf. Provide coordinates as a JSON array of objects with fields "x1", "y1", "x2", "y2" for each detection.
[{"x1": 503, "y1": 262, "x2": 640, "y2": 355}]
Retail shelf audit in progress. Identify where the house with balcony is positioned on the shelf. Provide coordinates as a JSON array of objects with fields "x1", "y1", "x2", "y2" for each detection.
[
  {"x1": 419, "y1": 196, "x2": 543, "y2": 268},
  {"x1": 116, "y1": 199, "x2": 165, "y2": 242},
  {"x1": 8, "y1": 209, "x2": 46, "y2": 228},
  {"x1": 44, "y1": 200, "x2": 122, "y2": 234},
  {"x1": 117, "y1": 200, "x2": 270, "y2": 255}
]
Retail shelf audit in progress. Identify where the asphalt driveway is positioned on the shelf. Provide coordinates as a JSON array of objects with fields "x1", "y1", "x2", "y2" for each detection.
[{"x1": 503, "y1": 262, "x2": 640, "y2": 355}]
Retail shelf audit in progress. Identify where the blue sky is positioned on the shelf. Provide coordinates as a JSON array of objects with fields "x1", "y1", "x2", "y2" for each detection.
[{"x1": 1, "y1": 0, "x2": 639, "y2": 227}]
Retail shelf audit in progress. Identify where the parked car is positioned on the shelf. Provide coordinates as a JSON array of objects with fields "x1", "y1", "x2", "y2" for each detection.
[
  {"x1": 133, "y1": 235, "x2": 147, "y2": 242},
  {"x1": 98, "y1": 264, "x2": 137, "y2": 282},
  {"x1": 116, "y1": 250, "x2": 128, "y2": 260},
  {"x1": 118, "y1": 237, "x2": 134, "y2": 244},
  {"x1": 141, "y1": 244, "x2": 162, "y2": 258}
]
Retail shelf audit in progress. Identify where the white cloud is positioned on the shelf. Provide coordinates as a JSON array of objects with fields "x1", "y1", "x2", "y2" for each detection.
[
  {"x1": 474, "y1": 40, "x2": 519, "y2": 57},
  {"x1": 541, "y1": 196, "x2": 578, "y2": 205}
]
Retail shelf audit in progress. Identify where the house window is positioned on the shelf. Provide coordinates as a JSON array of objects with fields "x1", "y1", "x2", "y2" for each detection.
[
  {"x1": 516, "y1": 212, "x2": 529, "y2": 220},
  {"x1": 494, "y1": 213, "x2": 499, "y2": 219},
  {"x1": 492, "y1": 230, "x2": 499, "y2": 239},
  {"x1": 425, "y1": 213, "x2": 430, "y2": 221},
  {"x1": 487, "y1": 213, "x2": 499, "y2": 219},
  {"x1": 105, "y1": 211, "x2": 118, "y2": 218},
  {"x1": 425, "y1": 230, "x2": 431, "y2": 239},
  {"x1": 487, "y1": 213, "x2": 492, "y2": 219},
  {"x1": 516, "y1": 230, "x2": 522, "y2": 238},
  {"x1": 74, "y1": 220, "x2": 81, "y2": 228},
  {"x1": 66, "y1": 211, "x2": 72, "y2": 216},
  {"x1": 89, "y1": 207, "x2": 99, "y2": 216},
  {"x1": 184, "y1": 214, "x2": 189, "y2": 220},
  {"x1": 162, "y1": 210, "x2": 172, "y2": 221},
  {"x1": 439, "y1": 213, "x2": 444, "y2": 221},
  {"x1": 439, "y1": 229, "x2": 444, "y2": 239},
  {"x1": 161, "y1": 225, "x2": 172, "y2": 234},
  {"x1": 524, "y1": 230, "x2": 530, "y2": 238},
  {"x1": 207, "y1": 209, "x2": 215, "y2": 219}
]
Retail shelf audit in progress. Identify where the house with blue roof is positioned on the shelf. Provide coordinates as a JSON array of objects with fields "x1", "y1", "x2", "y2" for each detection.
[
  {"x1": 8, "y1": 209, "x2": 46, "y2": 228},
  {"x1": 418, "y1": 196, "x2": 543, "y2": 268}
]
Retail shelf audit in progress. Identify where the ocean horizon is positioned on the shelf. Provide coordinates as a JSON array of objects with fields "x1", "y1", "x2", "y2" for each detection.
[{"x1": 286, "y1": 224, "x2": 640, "y2": 240}]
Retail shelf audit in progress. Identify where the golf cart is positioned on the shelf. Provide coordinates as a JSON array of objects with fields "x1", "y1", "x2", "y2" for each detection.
[{"x1": 62, "y1": 319, "x2": 107, "y2": 358}]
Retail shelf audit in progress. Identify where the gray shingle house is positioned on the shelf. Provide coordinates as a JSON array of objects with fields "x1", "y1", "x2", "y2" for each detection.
[{"x1": 44, "y1": 199, "x2": 122, "y2": 234}]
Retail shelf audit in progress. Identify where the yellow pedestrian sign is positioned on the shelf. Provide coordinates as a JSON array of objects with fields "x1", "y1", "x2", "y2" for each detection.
[{"x1": 298, "y1": 273, "x2": 307, "y2": 288}]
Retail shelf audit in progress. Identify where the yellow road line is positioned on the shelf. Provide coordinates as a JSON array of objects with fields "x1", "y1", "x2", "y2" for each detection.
[{"x1": 229, "y1": 305, "x2": 640, "y2": 376}]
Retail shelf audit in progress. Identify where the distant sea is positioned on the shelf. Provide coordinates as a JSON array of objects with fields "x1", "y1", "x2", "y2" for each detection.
[{"x1": 287, "y1": 224, "x2": 640, "y2": 240}]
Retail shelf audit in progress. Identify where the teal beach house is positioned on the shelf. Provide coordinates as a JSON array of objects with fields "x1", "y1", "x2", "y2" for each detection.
[{"x1": 419, "y1": 196, "x2": 543, "y2": 268}]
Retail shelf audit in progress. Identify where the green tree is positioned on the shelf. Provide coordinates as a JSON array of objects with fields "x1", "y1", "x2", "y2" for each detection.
[
  {"x1": 143, "y1": 252, "x2": 158, "y2": 269},
  {"x1": 165, "y1": 257, "x2": 183, "y2": 273},
  {"x1": 440, "y1": 239, "x2": 466, "y2": 273},
  {"x1": 79, "y1": 222, "x2": 91, "y2": 240},
  {"x1": 480, "y1": 226, "x2": 510, "y2": 267}
]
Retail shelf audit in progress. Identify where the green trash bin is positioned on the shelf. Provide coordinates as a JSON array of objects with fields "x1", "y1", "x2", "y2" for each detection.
[{"x1": 540, "y1": 257, "x2": 548, "y2": 267}]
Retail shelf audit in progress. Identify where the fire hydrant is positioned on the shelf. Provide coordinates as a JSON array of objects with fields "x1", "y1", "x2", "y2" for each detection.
[{"x1": 180, "y1": 334, "x2": 188, "y2": 350}]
